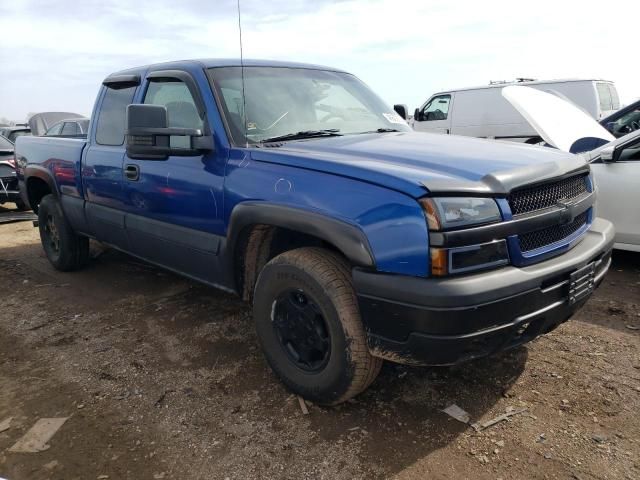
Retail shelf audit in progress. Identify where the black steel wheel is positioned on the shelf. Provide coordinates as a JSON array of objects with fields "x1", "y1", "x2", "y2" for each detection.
[
  {"x1": 253, "y1": 247, "x2": 382, "y2": 405},
  {"x1": 272, "y1": 289, "x2": 331, "y2": 373}
]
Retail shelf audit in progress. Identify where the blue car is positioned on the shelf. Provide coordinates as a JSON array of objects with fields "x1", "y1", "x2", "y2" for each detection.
[{"x1": 15, "y1": 59, "x2": 614, "y2": 404}]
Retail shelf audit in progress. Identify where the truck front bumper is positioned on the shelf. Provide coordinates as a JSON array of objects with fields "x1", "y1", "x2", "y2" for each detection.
[{"x1": 353, "y1": 218, "x2": 615, "y2": 366}]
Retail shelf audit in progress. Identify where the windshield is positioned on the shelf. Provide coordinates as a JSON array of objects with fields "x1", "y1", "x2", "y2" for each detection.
[
  {"x1": 8, "y1": 130, "x2": 30, "y2": 142},
  {"x1": 207, "y1": 66, "x2": 410, "y2": 145},
  {"x1": 0, "y1": 135, "x2": 14, "y2": 149}
]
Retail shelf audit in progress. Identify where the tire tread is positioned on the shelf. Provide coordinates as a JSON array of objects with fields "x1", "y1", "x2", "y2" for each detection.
[{"x1": 260, "y1": 247, "x2": 382, "y2": 404}]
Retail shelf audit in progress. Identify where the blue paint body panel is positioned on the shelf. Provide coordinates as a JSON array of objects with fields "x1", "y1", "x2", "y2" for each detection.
[{"x1": 15, "y1": 59, "x2": 595, "y2": 291}]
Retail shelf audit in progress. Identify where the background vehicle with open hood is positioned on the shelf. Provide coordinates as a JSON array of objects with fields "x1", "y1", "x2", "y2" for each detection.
[
  {"x1": 28, "y1": 112, "x2": 85, "y2": 136},
  {"x1": 600, "y1": 99, "x2": 640, "y2": 138},
  {"x1": 44, "y1": 118, "x2": 91, "y2": 138},
  {"x1": 412, "y1": 78, "x2": 620, "y2": 144},
  {"x1": 503, "y1": 85, "x2": 639, "y2": 252}
]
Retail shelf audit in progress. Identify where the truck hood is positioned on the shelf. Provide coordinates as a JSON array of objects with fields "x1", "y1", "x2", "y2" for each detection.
[
  {"x1": 502, "y1": 85, "x2": 614, "y2": 154},
  {"x1": 250, "y1": 131, "x2": 587, "y2": 198}
]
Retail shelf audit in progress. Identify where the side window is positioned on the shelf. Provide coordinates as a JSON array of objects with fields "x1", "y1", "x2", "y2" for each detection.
[
  {"x1": 596, "y1": 83, "x2": 613, "y2": 112},
  {"x1": 61, "y1": 122, "x2": 79, "y2": 136},
  {"x1": 95, "y1": 85, "x2": 137, "y2": 146},
  {"x1": 46, "y1": 123, "x2": 64, "y2": 136},
  {"x1": 143, "y1": 79, "x2": 203, "y2": 149},
  {"x1": 422, "y1": 95, "x2": 451, "y2": 121}
]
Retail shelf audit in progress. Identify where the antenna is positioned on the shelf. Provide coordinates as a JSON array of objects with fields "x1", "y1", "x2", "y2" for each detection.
[{"x1": 236, "y1": 0, "x2": 248, "y2": 148}]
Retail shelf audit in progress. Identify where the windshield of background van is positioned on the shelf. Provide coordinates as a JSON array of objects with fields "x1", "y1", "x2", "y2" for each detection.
[{"x1": 208, "y1": 66, "x2": 411, "y2": 145}]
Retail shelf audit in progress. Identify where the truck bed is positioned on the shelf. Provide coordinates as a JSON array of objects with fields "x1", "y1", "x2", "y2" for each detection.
[{"x1": 16, "y1": 136, "x2": 87, "y2": 198}]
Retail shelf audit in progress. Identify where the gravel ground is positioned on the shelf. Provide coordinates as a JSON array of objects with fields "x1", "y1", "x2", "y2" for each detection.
[{"x1": 0, "y1": 212, "x2": 638, "y2": 480}]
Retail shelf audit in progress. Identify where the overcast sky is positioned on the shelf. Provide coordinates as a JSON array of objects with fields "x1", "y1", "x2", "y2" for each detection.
[{"x1": 0, "y1": 0, "x2": 638, "y2": 121}]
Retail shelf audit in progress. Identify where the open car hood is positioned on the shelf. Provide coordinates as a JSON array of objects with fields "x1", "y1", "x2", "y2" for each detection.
[
  {"x1": 502, "y1": 86, "x2": 614, "y2": 153},
  {"x1": 28, "y1": 112, "x2": 84, "y2": 136}
]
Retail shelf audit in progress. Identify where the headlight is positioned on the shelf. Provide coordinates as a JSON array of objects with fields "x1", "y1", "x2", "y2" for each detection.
[
  {"x1": 420, "y1": 197, "x2": 502, "y2": 230},
  {"x1": 420, "y1": 197, "x2": 508, "y2": 276}
]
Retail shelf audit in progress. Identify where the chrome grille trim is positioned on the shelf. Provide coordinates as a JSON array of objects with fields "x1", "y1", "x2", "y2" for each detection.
[
  {"x1": 518, "y1": 211, "x2": 588, "y2": 253},
  {"x1": 508, "y1": 174, "x2": 589, "y2": 216}
]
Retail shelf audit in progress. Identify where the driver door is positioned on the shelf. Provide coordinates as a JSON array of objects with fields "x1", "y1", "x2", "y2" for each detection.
[
  {"x1": 122, "y1": 70, "x2": 227, "y2": 282},
  {"x1": 413, "y1": 94, "x2": 452, "y2": 134},
  {"x1": 591, "y1": 135, "x2": 640, "y2": 250}
]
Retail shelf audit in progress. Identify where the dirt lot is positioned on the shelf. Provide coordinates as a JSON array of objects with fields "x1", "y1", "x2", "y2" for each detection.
[{"x1": 0, "y1": 210, "x2": 639, "y2": 480}]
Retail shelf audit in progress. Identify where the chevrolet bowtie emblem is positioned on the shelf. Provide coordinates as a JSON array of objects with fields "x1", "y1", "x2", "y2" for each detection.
[{"x1": 556, "y1": 199, "x2": 575, "y2": 224}]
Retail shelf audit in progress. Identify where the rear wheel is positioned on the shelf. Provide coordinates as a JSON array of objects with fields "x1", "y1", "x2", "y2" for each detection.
[
  {"x1": 38, "y1": 194, "x2": 89, "y2": 271},
  {"x1": 253, "y1": 247, "x2": 382, "y2": 405}
]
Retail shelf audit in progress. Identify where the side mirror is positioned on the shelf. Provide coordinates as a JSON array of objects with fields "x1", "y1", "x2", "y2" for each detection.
[
  {"x1": 125, "y1": 104, "x2": 213, "y2": 160},
  {"x1": 414, "y1": 108, "x2": 422, "y2": 122},
  {"x1": 605, "y1": 122, "x2": 616, "y2": 134},
  {"x1": 600, "y1": 146, "x2": 617, "y2": 163},
  {"x1": 393, "y1": 104, "x2": 408, "y2": 120}
]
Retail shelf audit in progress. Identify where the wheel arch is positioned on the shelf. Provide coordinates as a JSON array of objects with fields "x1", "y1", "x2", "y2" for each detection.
[
  {"x1": 24, "y1": 166, "x2": 59, "y2": 213},
  {"x1": 226, "y1": 202, "x2": 375, "y2": 300}
]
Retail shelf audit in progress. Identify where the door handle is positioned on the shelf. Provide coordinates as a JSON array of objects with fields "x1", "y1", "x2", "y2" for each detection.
[{"x1": 125, "y1": 164, "x2": 140, "y2": 181}]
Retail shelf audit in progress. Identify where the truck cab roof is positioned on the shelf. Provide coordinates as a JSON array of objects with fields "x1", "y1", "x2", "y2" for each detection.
[{"x1": 106, "y1": 58, "x2": 347, "y2": 80}]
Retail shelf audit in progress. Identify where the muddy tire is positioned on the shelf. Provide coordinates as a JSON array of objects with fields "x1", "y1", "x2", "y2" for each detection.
[
  {"x1": 38, "y1": 194, "x2": 89, "y2": 271},
  {"x1": 253, "y1": 247, "x2": 382, "y2": 405}
]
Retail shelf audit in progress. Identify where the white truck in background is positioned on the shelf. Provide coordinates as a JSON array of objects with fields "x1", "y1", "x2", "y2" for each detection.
[{"x1": 411, "y1": 78, "x2": 620, "y2": 143}]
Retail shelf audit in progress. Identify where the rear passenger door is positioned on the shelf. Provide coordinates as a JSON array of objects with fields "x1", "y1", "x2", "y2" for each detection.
[
  {"x1": 122, "y1": 70, "x2": 226, "y2": 283},
  {"x1": 412, "y1": 94, "x2": 452, "y2": 134},
  {"x1": 83, "y1": 78, "x2": 139, "y2": 248}
]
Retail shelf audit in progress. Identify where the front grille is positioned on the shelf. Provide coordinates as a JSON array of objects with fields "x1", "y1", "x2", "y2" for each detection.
[
  {"x1": 508, "y1": 174, "x2": 588, "y2": 216},
  {"x1": 519, "y1": 211, "x2": 588, "y2": 253}
]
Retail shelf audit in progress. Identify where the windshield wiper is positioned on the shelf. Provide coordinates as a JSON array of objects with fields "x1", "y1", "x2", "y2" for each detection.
[
  {"x1": 357, "y1": 128, "x2": 402, "y2": 134},
  {"x1": 260, "y1": 129, "x2": 342, "y2": 143}
]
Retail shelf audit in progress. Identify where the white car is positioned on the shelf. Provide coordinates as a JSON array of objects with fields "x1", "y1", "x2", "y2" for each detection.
[
  {"x1": 412, "y1": 78, "x2": 620, "y2": 143},
  {"x1": 503, "y1": 86, "x2": 640, "y2": 252}
]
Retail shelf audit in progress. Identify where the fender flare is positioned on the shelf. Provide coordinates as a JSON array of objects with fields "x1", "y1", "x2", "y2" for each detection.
[
  {"x1": 226, "y1": 202, "x2": 376, "y2": 268},
  {"x1": 22, "y1": 165, "x2": 60, "y2": 210},
  {"x1": 23, "y1": 165, "x2": 60, "y2": 197}
]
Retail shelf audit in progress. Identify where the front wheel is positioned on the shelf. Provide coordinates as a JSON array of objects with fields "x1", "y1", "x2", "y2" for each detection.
[
  {"x1": 253, "y1": 247, "x2": 382, "y2": 405},
  {"x1": 38, "y1": 194, "x2": 89, "y2": 271}
]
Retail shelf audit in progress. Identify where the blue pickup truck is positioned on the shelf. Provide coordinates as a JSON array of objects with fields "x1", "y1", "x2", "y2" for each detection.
[{"x1": 15, "y1": 59, "x2": 614, "y2": 405}]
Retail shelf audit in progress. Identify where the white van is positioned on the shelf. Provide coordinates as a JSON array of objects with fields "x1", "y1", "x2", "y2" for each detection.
[{"x1": 411, "y1": 79, "x2": 620, "y2": 143}]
